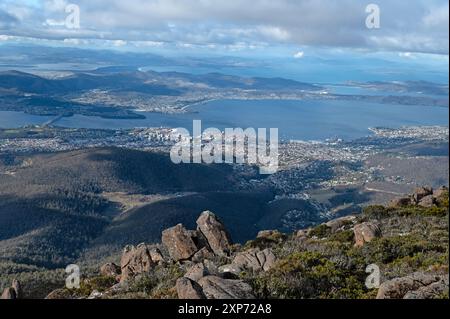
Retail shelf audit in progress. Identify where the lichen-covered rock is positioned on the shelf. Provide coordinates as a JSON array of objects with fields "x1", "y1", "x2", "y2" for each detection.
[
  {"x1": 176, "y1": 277, "x2": 206, "y2": 299},
  {"x1": 412, "y1": 186, "x2": 433, "y2": 203},
  {"x1": 228, "y1": 248, "x2": 276, "y2": 273},
  {"x1": 377, "y1": 272, "x2": 448, "y2": 299},
  {"x1": 120, "y1": 244, "x2": 155, "y2": 282},
  {"x1": 100, "y1": 262, "x2": 121, "y2": 278},
  {"x1": 149, "y1": 247, "x2": 165, "y2": 265},
  {"x1": 433, "y1": 186, "x2": 449, "y2": 198},
  {"x1": 191, "y1": 247, "x2": 215, "y2": 263},
  {"x1": 185, "y1": 262, "x2": 210, "y2": 282},
  {"x1": 196, "y1": 211, "x2": 232, "y2": 256},
  {"x1": 198, "y1": 276, "x2": 255, "y2": 299},
  {"x1": 354, "y1": 222, "x2": 381, "y2": 247},
  {"x1": 162, "y1": 224, "x2": 200, "y2": 262},
  {"x1": 418, "y1": 195, "x2": 436, "y2": 208},
  {"x1": 403, "y1": 277, "x2": 449, "y2": 299}
]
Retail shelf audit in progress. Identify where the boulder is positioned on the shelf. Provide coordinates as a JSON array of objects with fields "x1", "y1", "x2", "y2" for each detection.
[
  {"x1": 149, "y1": 247, "x2": 165, "y2": 265},
  {"x1": 433, "y1": 186, "x2": 449, "y2": 198},
  {"x1": 162, "y1": 224, "x2": 200, "y2": 262},
  {"x1": 403, "y1": 277, "x2": 449, "y2": 299},
  {"x1": 412, "y1": 186, "x2": 433, "y2": 203},
  {"x1": 325, "y1": 215, "x2": 357, "y2": 233},
  {"x1": 198, "y1": 276, "x2": 255, "y2": 299},
  {"x1": 191, "y1": 247, "x2": 215, "y2": 263},
  {"x1": 229, "y1": 248, "x2": 276, "y2": 273},
  {"x1": 11, "y1": 280, "x2": 22, "y2": 299},
  {"x1": 389, "y1": 196, "x2": 413, "y2": 207},
  {"x1": 418, "y1": 195, "x2": 436, "y2": 208},
  {"x1": 100, "y1": 263, "x2": 121, "y2": 278},
  {"x1": 376, "y1": 272, "x2": 447, "y2": 299},
  {"x1": 1, "y1": 287, "x2": 16, "y2": 299},
  {"x1": 196, "y1": 211, "x2": 232, "y2": 256},
  {"x1": 176, "y1": 277, "x2": 206, "y2": 299},
  {"x1": 354, "y1": 222, "x2": 381, "y2": 247},
  {"x1": 185, "y1": 262, "x2": 210, "y2": 282},
  {"x1": 120, "y1": 244, "x2": 155, "y2": 282}
]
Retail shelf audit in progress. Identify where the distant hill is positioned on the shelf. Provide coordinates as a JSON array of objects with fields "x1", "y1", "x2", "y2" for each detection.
[
  {"x1": 0, "y1": 147, "x2": 310, "y2": 273},
  {"x1": 0, "y1": 69, "x2": 320, "y2": 96}
]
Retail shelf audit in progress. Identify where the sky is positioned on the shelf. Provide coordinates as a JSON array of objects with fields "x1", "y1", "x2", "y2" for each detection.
[{"x1": 0, "y1": 0, "x2": 448, "y2": 57}]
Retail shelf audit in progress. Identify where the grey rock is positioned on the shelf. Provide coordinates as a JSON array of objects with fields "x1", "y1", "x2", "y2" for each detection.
[
  {"x1": 354, "y1": 222, "x2": 381, "y2": 247},
  {"x1": 412, "y1": 186, "x2": 433, "y2": 203},
  {"x1": 433, "y1": 186, "x2": 449, "y2": 198},
  {"x1": 221, "y1": 248, "x2": 277, "y2": 274},
  {"x1": 198, "y1": 276, "x2": 255, "y2": 299},
  {"x1": 185, "y1": 262, "x2": 210, "y2": 282},
  {"x1": 176, "y1": 277, "x2": 206, "y2": 299},
  {"x1": 149, "y1": 247, "x2": 165, "y2": 265},
  {"x1": 325, "y1": 215, "x2": 357, "y2": 233},
  {"x1": 162, "y1": 224, "x2": 200, "y2": 262},
  {"x1": 377, "y1": 272, "x2": 447, "y2": 299},
  {"x1": 191, "y1": 247, "x2": 215, "y2": 263},
  {"x1": 120, "y1": 244, "x2": 155, "y2": 282},
  {"x1": 100, "y1": 262, "x2": 121, "y2": 278},
  {"x1": 418, "y1": 195, "x2": 436, "y2": 208},
  {"x1": 389, "y1": 196, "x2": 413, "y2": 207},
  {"x1": 196, "y1": 211, "x2": 232, "y2": 256}
]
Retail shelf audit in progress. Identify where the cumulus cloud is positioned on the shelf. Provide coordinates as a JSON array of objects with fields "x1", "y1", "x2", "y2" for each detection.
[{"x1": 0, "y1": 0, "x2": 448, "y2": 54}]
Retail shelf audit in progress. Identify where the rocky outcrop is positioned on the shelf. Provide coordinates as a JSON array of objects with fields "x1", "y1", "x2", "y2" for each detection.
[
  {"x1": 418, "y1": 195, "x2": 436, "y2": 208},
  {"x1": 162, "y1": 224, "x2": 200, "y2": 262},
  {"x1": 412, "y1": 186, "x2": 433, "y2": 203},
  {"x1": 354, "y1": 222, "x2": 381, "y2": 247},
  {"x1": 220, "y1": 248, "x2": 276, "y2": 274},
  {"x1": 185, "y1": 262, "x2": 211, "y2": 282},
  {"x1": 176, "y1": 277, "x2": 206, "y2": 299},
  {"x1": 1, "y1": 287, "x2": 16, "y2": 299},
  {"x1": 198, "y1": 276, "x2": 255, "y2": 299},
  {"x1": 100, "y1": 263, "x2": 121, "y2": 278},
  {"x1": 196, "y1": 211, "x2": 232, "y2": 256},
  {"x1": 1, "y1": 279, "x2": 21, "y2": 299},
  {"x1": 389, "y1": 196, "x2": 412, "y2": 207},
  {"x1": 325, "y1": 215, "x2": 357, "y2": 233},
  {"x1": 11, "y1": 279, "x2": 22, "y2": 299},
  {"x1": 377, "y1": 272, "x2": 448, "y2": 299},
  {"x1": 120, "y1": 244, "x2": 159, "y2": 282},
  {"x1": 389, "y1": 186, "x2": 448, "y2": 208},
  {"x1": 149, "y1": 247, "x2": 165, "y2": 265},
  {"x1": 433, "y1": 186, "x2": 449, "y2": 198}
]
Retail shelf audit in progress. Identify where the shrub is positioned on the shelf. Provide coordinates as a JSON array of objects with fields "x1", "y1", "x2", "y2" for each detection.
[{"x1": 309, "y1": 224, "x2": 332, "y2": 238}]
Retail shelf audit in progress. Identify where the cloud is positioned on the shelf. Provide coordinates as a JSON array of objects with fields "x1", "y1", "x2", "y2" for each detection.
[
  {"x1": 293, "y1": 51, "x2": 304, "y2": 59},
  {"x1": 0, "y1": 0, "x2": 448, "y2": 54}
]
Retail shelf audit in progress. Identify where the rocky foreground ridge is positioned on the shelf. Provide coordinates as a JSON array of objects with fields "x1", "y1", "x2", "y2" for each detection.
[{"x1": 2, "y1": 187, "x2": 449, "y2": 300}]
